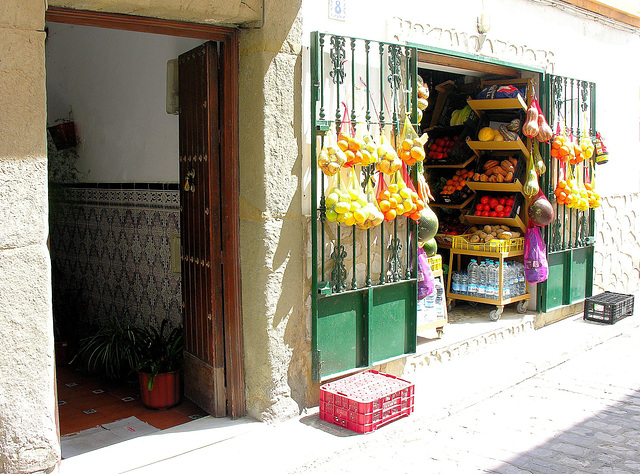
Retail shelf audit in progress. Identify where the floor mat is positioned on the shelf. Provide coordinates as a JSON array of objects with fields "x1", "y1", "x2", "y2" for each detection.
[{"x1": 61, "y1": 416, "x2": 160, "y2": 459}]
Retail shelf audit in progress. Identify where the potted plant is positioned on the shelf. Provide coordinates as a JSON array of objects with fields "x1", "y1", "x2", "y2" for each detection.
[
  {"x1": 71, "y1": 317, "x2": 142, "y2": 382},
  {"x1": 135, "y1": 320, "x2": 183, "y2": 410}
]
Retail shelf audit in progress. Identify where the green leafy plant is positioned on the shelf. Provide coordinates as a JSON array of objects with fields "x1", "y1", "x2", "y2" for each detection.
[
  {"x1": 135, "y1": 319, "x2": 183, "y2": 391},
  {"x1": 72, "y1": 318, "x2": 143, "y2": 381}
]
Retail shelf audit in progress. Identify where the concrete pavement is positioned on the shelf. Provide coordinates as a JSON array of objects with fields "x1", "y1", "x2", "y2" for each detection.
[{"x1": 60, "y1": 294, "x2": 639, "y2": 474}]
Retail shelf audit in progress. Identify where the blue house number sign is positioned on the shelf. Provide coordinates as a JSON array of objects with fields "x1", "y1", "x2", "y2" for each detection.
[{"x1": 329, "y1": 0, "x2": 346, "y2": 21}]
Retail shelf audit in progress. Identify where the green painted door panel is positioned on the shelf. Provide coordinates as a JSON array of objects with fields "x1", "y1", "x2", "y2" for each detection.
[
  {"x1": 369, "y1": 282, "x2": 416, "y2": 364},
  {"x1": 569, "y1": 248, "x2": 590, "y2": 304},
  {"x1": 317, "y1": 292, "x2": 364, "y2": 378},
  {"x1": 544, "y1": 251, "x2": 566, "y2": 311}
]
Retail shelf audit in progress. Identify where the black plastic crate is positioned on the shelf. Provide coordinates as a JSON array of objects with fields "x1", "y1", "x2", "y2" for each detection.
[{"x1": 584, "y1": 292, "x2": 635, "y2": 324}]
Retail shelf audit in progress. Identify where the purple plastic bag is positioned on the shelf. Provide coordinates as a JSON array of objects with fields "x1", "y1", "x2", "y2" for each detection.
[
  {"x1": 524, "y1": 226, "x2": 549, "y2": 284},
  {"x1": 417, "y1": 247, "x2": 435, "y2": 299}
]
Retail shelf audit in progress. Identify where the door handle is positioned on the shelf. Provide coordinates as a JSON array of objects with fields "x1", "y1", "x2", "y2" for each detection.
[{"x1": 184, "y1": 169, "x2": 196, "y2": 192}]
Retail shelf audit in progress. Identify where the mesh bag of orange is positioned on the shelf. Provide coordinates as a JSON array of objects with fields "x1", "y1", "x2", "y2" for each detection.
[{"x1": 397, "y1": 115, "x2": 428, "y2": 166}]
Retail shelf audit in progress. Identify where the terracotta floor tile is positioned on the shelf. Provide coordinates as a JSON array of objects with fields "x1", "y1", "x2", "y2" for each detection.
[
  {"x1": 60, "y1": 412, "x2": 112, "y2": 436},
  {"x1": 96, "y1": 400, "x2": 149, "y2": 419},
  {"x1": 56, "y1": 366, "x2": 82, "y2": 384},
  {"x1": 57, "y1": 403, "x2": 85, "y2": 421},
  {"x1": 170, "y1": 398, "x2": 208, "y2": 417},
  {"x1": 137, "y1": 410, "x2": 192, "y2": 430},
  {"x1": 104, "y1": 384, "x2": 139, "y2": 400},
  {"x1": 66, "y1": 391, "x2": 121, "y2": 411},
  {"x1": 57, "y1": 371, "x2": 196, "y2": 435},
  {"x1": 57, "y1": 384, "x2": 92, "y2": 402}
]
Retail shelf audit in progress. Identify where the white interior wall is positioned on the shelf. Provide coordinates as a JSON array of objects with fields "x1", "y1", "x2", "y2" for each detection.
[{"x1": 46, "y1": 23, "x2": 203, "y2": 182}]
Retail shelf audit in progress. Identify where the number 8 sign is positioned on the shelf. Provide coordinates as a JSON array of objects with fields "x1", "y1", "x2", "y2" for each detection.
[{"x1": 329, "y1": 0, "x2": 347, "y2": 21}]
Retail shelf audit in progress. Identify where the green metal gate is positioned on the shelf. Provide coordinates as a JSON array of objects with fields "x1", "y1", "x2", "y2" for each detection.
[
  {"x1": 310, "y1": 32, "x2": 419, "y2": 382},
  {"x1": 538, "y1": 75, "x2": 596, "y2": 312}
]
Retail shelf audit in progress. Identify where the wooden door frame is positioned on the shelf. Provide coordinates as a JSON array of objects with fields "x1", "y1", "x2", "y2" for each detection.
[{"x1": 45, "y1": 7, "x2": 245, "y2": 418}]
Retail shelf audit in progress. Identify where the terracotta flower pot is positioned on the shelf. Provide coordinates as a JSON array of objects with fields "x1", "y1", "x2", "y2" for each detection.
[{"x1": 138, "y1": 370, "x2": 181, "y2": 409}]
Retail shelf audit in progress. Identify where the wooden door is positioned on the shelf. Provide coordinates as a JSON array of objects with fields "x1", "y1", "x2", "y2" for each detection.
[{"x1": 179, "y1": 41, "x2": 226, "y2": 416}]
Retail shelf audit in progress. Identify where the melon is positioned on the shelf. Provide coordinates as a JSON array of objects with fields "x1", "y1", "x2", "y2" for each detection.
[
  {"x1": 422, "y1": 238, "x2": 438, "y2": 257},
  {"x1": 417, "y1": 206, "x2": 439, "y2": 243},
  {"x1": 528, "y1": 194, "x2": 554, "y2": 227}
]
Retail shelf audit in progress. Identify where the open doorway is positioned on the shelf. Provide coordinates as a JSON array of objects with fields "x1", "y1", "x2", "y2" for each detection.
[{"x1": 45, "y1": 9, "x2": 244, "y2": 458}]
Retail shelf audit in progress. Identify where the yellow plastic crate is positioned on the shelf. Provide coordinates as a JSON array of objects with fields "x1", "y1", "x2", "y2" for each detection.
[
  {"x1": 427, "y1": 254, "x2": 442, "y2": 271},
  {"x1": 452, "y1": 234, "x2": 524, "y2": 253}
]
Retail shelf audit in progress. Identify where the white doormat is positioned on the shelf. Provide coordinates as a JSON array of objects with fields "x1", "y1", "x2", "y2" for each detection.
[{"x1": 61, "y1": 416, "x2": 159, "y2": 459}]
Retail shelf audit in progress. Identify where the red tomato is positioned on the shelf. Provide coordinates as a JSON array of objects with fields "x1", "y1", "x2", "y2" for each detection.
[
  {"x1": 430, "y1": 143, "x2": 438, "y2": 151},
  {"x1": 474, "y1": 210, "x2": 482, "y2": 216},
  {"x1": 497, "y1": 211, "x2": 505, "y2": 218},
  {"x1": 499, "y1": 197, "x2": 507, "y2": 205},
  {"x1": 483, "y1": 204, "x2": 491, "y2": 212},
  {"x1": 495, "y1": 204, "x2": 504, "y2": 212},
  {"x1": 489, "y1": 211, "x2": 497, "y2": 217},
  {"x1": 480, "y1": 196, "x2": 490, "y2": 205},
  {"x1": 436, "y1": 138, "x2": 445, "y2": 146},
  {"x1": 504, "y1": 206, "x2": 512, "y2": 215},
  {"x1": 489, "y1": 198, "x2": 500, "y2": 209},
  {"x1": 506, "y1": 198, "x2": 515, "y2": 206},
  {"x1": 476, "y1": 204, "x2": 484, "y2": 211},
  {"x1": 481, "y1": 210, "x2": 490, "y2": 217}
]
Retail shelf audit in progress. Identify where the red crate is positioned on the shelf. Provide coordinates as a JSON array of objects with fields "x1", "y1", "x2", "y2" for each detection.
[{"x1": 319, "y1": 370, "x2": 414, "y2": 433}]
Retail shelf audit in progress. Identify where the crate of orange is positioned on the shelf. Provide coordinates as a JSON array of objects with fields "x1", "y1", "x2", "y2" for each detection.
[{"x1": 435, "y1": 168, "x2": 474, "y2": 205}]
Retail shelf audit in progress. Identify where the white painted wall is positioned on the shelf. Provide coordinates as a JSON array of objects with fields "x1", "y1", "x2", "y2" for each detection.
[
  {"x1": 301, "y1": 0, "x2": 640, "y2": 197},
  {"x1": 46, "y1": 23, "x2": 203, "y2": 182}
]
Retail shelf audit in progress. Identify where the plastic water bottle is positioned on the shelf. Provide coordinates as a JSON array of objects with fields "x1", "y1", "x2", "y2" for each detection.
[
  {"x1": 502, "y1": 262, "x2": 511, "y2": 299},
  {"x1": 516, "y1": 262, "x2": 526, "y2": 295},
  {"x1": 478, "y1": 260, "x2": 488, "y2": 298},
  {"x1": 467, "y1": 259, "x2": 479, "y2": 296},
  {"x1": 509, "y1": 262, "x2": 518, "y2": 296},
  {"x1": 484, "y1": 260, "x2": 493, "y2": 299},
  {"x1": 460, "y1": 272, "x2": 468, "y2": 296},
  {"x1": 489, "y1": 260, "x2": 499, "y2": 300},
  {"x1": 452, "y1": 272, "x2": 460, "y2": 294}
]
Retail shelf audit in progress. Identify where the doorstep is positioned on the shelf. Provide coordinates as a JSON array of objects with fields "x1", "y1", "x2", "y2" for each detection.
[{"x1": 376, "y1": 301, "x2": 536, "y2": 376}]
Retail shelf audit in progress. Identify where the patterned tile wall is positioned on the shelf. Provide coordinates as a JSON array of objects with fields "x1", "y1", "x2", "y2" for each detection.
[{"x1": 49, "y1": 183, "x2": 182, "y2": 334}]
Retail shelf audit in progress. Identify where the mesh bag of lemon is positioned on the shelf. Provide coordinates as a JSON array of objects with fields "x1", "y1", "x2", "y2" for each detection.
[
  {"x1": 358, "y1": 123, "x2": 380, "y2": 166},
  {"x1": 375, "y1": 129, "x2": 402, "y2": 175},
  {"x1": 323, "y1": 168, "x2": 384, "y2": 228},
  {"x1": 396, "y1": 115, "x2": 428, "y2": 167},
  {"x1": 317, "y1": 129, "x2": 347, "y2": 176}
]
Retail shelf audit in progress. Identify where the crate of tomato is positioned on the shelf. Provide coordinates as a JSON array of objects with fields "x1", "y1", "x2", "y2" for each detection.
[
  {"x1": 472, "y1": 193, "x2": 520, "y2": 219},
  {"x1": 425, "y1": 126, "x2": 474, "y2": 165}
]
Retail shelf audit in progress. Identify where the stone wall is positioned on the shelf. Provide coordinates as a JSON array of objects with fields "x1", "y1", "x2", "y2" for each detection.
[
  {"x1": 0, "y1": 1, "x2": 60, "y2": 472},
  {"x1": 238, "y1": 0, "x2": 305, "y2": 421},
  {"x1": 593, "y1": 193, "x2": 640, "y2": 295},
  {"x1": 47, "y1": 0, "x2": 262, "y2": 26}
]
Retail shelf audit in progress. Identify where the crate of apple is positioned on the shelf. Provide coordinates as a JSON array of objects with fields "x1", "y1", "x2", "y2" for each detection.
[
  {"x1": 473, "y1": 194, "x2": 516, "y2": 218},
  {"x1": 427, "y1": 136, "x2": 457, "y2": 161}
]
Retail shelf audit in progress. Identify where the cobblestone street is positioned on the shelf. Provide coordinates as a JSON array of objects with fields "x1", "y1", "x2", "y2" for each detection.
[{"x1": 290, "y1": 311, "x2": 640, "y2": 474}]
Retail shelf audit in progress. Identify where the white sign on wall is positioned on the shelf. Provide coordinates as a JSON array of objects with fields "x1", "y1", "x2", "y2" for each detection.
[{"x1": 329, "y1": 0, "x2": 346, "y2": 21}]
